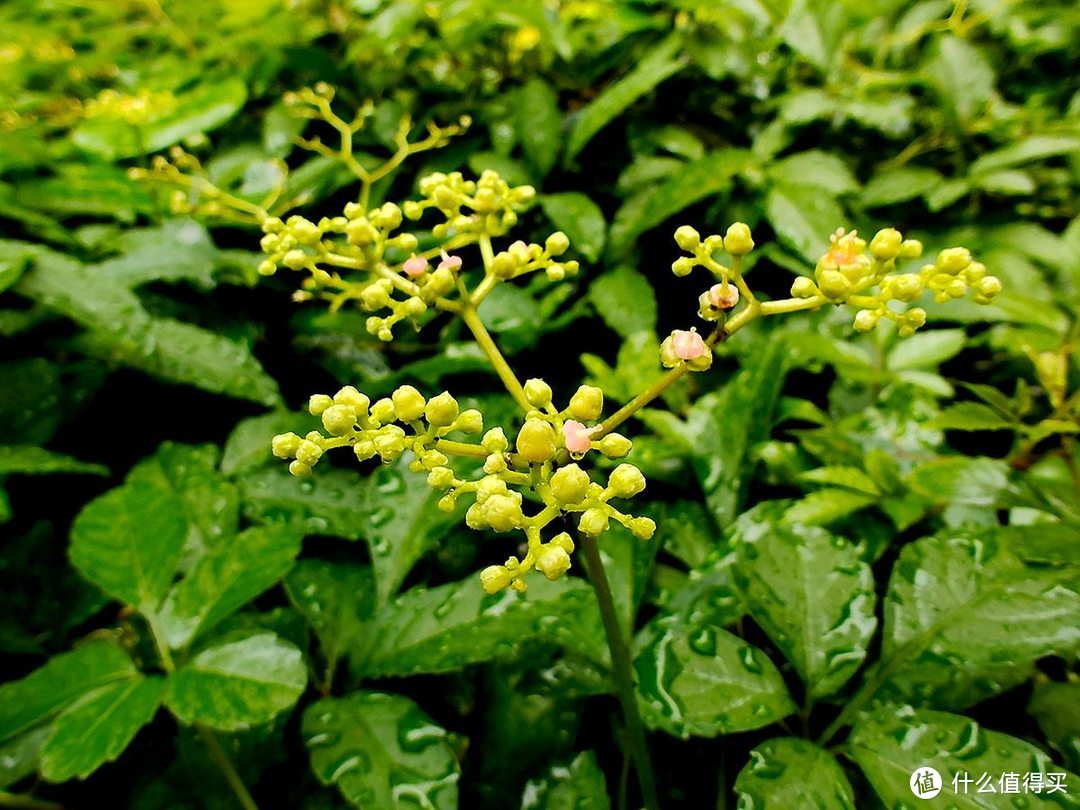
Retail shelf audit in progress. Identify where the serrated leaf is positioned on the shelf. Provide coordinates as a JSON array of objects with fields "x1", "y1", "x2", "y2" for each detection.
[
  {"x1": 539, "y1": 192, "x2": 606, "y2": 262},
  {"x1": 0, "y1": 445, "x2": 107, "y2": 477},
  {"x1": 565, "y1": 34, "x2": 687, "y2": 162},
  {"x1": 70, "y1": 479, "x2": 188, "y2": 611},
  {"x1": 930, "y1": 403, "x2": 1016, "y2": 432},
  {"x1": 352, "y1": 577, "x2": 604, "y2": 677},
  {"x1": 734, "y1": 738, "x2": 855, "y2": 809},
  {"x1": 40, "y1": 676, "x2": 164, "y2": 782},
  {"x1": 848, "y1": 704, "x2": 1078, "y2": 807},
  {"x1": 971, "y1": 135, "x2": 1080, "y2": 175},
  {"x1": 765, "y1": 183, "x2": 846, "y2": 262},
  {"x1": 303, "y1": 692, "x2": 459, "y2": 809},
  {"x1": 770, "y1": 151, "x2": 859, "y2": 195},
  {"x1": 361, "y1": 459, "x2": 465, "y2": 606},
  {"x1": 588, "y1": 266, "x2": 656, "y2": 339},
  {"x1": 784, "y1": 489, "x2": 877, "y2": 526},
  {"x1": 239, "y1": 466, "x2": 368, "y2": 540},
  {"x1": 285, "y1": 560, "x2": 375, "y2": 681},
  {"x1": 653, "y1": 501, "x2": 716, "y2": 569},
  {"x1": 886, "y1": 329, "x2": 967, "y2": 371},
  {"x1": 799, "y1": 465, "x2": 880, "y2": 494},
  {"x1": 906, "y1": 457, "x2": 1011, "y2": 508},
  {"x1": 93, "y1": 219, "x2": 219, "y2": 289},
  {"x1": 608, "y1": 150, "x2": 750, "y2": 257},
  {"x1": 521, "y1": 750, "x2": 610, "y2": 810},
  {"x1": 221, "y1": 410, "x2": 319, "y2": 477},
  {"x1": 861, "y1": 165, "x2": 944, "y2": 207},
  {"x1": 158, "y1": 524, "x2": 303, "y2": 650},
  {"x1": 634, "y1": 612, "x2": 794, "y2": 738},
  {"x1": 732, "y1": 522, "x2": 877, "y2": 698},
  {"x1": 871, "y1": 533, "x2": 1080, "y2": 710},
  {"x1": 925, "y1": 36, "x2": 995, "y2": 123},
  {"x1": 1028, "y1": 681, "x2": 1080, "y2": 771},
  {"x1": 165, "y1": 631, "x2": 307, "y2": 731},
  {"x1": 517, "y1": 78, "x2": 561, "y2": 177}
]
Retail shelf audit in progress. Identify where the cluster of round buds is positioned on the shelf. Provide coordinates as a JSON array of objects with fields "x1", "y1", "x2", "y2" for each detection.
[
  {"x1": 516, "y1": 380, "x2": 634, "y2": 462},
  {"x1": 83, "y1": 88, "x2": 177, "y2": 124},
  {"x1": 671, "y1": 222, "x2": 754, "y2": 321},
  {"x1": 271, "y1": 385, "x2": 482, "y2": 477},
  {"x1": 660, "y1": 328, "x2": 713, "y2": 371},
  {"x1": 789, "y1": 228, "x2": 1000, "y2": 337},
  {"x1": 403, "y1": 169, "x2": 536, "y2": 239},
  {"x1": 489, "y1": 233, "x2": 581, "y2": 282}
]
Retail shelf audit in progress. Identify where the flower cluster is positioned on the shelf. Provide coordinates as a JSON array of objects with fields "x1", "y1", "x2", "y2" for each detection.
[
  {"x1": 404, "y1": 169, "x2": 539, "y2": 239},
  {"x1": 789, "y1": 227, "x2": 1002, "y2": 336},
  {"x1": 272, "y1": 380, "x2": 653, "y2": 594},
  {"x1": 671, "y1": 222, "x2": 752, "y2": 321}
]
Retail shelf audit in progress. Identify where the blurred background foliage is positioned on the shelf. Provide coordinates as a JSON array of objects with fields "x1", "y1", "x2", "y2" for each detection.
[{"x1": 0, "y1": 0, "x2": 1078, "y2": 808}]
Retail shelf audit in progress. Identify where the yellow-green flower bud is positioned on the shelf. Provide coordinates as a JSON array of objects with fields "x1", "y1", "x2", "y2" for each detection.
[
  {"x1": 607, "y1": 463, "x2": 646, "y2": 498},
  {"x1": 437, "y1": 493, "x2": 457, "y2": 512},
  {"x1": 354, "y1": 439, "x2": 376, "y2": 461},
  {"x1": 890, "y1": 274, "x2": 923, "y2": 302},
  {"x1": 629, "y1": 516, "x2": 657, "y2": 540},
  {"x1": 816, "y1": 269, "x2": 851, "y2": 300},
  {"x1": 597, "y1": 433, "x2": 632, "y2": 458},
  {"x1": 334, "y1": 386, "x2": 369, "y2": 412},
  {"x1": 671, "y1": 257, "x2": 695, "y2": 277},
  {"x1": 428, "y1": 466, "x2": 455, "y2": 488},
  {"x1": 790, "y1": 276, "x2": 819, "y2": 299},
  {"x1": 569, "y1": 385, "x2": 604, "y2": 422},
  {"x1": 482, "y1": 427, "x2": 509, "y2": 454},
  {"x1": 272, "y1": 432, "x2": 301, "y2": 459},
  {"x1": 296, "y1": 439, "x2": 323, "y2": 466},
  {"x1": 935, "y1": 247, "x2": 972, "y2": 275},
  {"x1": 374, "y1": 427, "x2": 407, "y2": 459},
  {"x1": 370, "y1": 398, "x2": 396, "y2": 424},
  {"x1": 975, "y1": 275, "x2": 1002, "y2": 298},
  {"x1": 289, "y1": 459, "x2": 312, "y2": 477},
  {"x1": 551, "y1": 532, "x2": 575, "y2": 553},
  {"x1": 392, "y1": 385, "x2": 426, "y2": 422},
  {"x1": 492, "y1": 252, "x2": 517, "y2": 278},
  {"x1": 308, "y1": 394, "x2": 333, "y2": 415},
  {"x1": 674, "y1": 225, "x2": 701, "y2": 251},
  {"x1": 346, "y1": 218, "x2": 377, "y2": 246},
  {"x1": 425, "y1": 391, "x2": 459, "y2": 427},
  {"x1": 454, "y1": 409, "x2": 484, "y2": 434},
  {"x1": 485, "y1": 494, "x2": 523, "y2": 532},
  {"x1": 545, "y1": 231, "x2": 570, "y2": 256},
  {"x1": 480, "y1": 564, "x2": 512, "y2": 594},
  {"x1": 869, "y1": 228, "x2": 903, "y2": 261},
  {"x1": 361, "y1": 283, "x2": 391, "y2": 310},
  {"x1": 550, "y1": 463, "x2": 591, "y2": 504},
  {"x1": 723, "y1": 223, "x2": 754, "y2": 256},
  {"x1": 852, "y1": 309, "x2": 879, "y2": 333},
  {"x1": 321, "y1": 404, "x2": 357, "y2": 437},
  {"x1": 899, "y1": 239, "x2": 923, "y2": 259},
  {"x1": 524, "y1": 378, "x2": 553, "y2": 408},
  {"x1": 516, "y1": 419, "x2": 557, "y2": 463},
  {"x1": 282, "y1": 249, "x2": 309, "y2": 270},
  {"x1": 535, "y1": 543, "x2": 572, "y2": 581},
  {"x1": 578, "y1": 507, "x2": 610, "y2": 537}
]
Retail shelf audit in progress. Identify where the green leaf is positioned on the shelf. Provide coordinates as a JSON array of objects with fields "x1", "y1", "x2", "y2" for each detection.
[
  {"x1": 1028, "y1": 681, "x2": 1080, "y2": 771},
  {"x1": 0, "y1": 358, "x2": 61, "y2": 445},
  {"x1": 930, "y1": 403, "x2": 1016, "y2": 432},
  {"x1": 239, "y1": 466, "x2": 368, "y2": 539},
  {"x1": 70, "y1": 479, "x2": 188, "y2": 611},
  {"x1": 906, "y1": 457, "x2": 1011, "y2": 508},
  {"x1": 521, "y1": 751, "x2": 610, "y2": 810},
  {"x1": 158, "y1": 524, "x2": 303, "y2": 650},
  {"x1": 565, "y1": 34, "x2": 687, "y2": 162},
  {"x1": 733, "y1": 522, "x2": 877, "y2": 698},
  {"x1": 770, "y1": 151, "x2": 859, "y2": 195},
  {"x1": 925, "y1": 36, "x2": 995, "y2": 123},
  {"x1": 361, "y1": 459, "x2": 465, "y2": 606},
  {"x1": 652, "y1": 500, "x2": 716, "y2": 570},
  {"x1": 93, "y1": 219, "x2": 219, "y2": 289},
  {"x1": 861, "y1": 166, "x2": 944, "y2": 207},
  {"x1": 128, "y1": 442, "x2": 240, "y2": 563},
  {"x1": 970, "y1": 135, "x2": 1080, "y2": 176},
  {"x1": 608, "y1": 150, "x2": 751, "y2": 257},
  {"x1": 871, "y1": 532, "x2": 1080, "y2": 710},
  {"x1": 40, "y1": 676, "x2": 164, "y2": 782},
  {"x1": 634, "y1": 611, "x2": 794, "y2": 738},
  {"x1": 15, "y1": 166, "x2": 153, "y2": 222},
  {"x1": 517, "y1": 78, "x2": 562, "y2": 177},
  {"x1": 303, "y1": 692, "x2": 459, "y2": 809},
  {"x1": 734, "y1": 738, "x2": 855, "y2": 809},
  {"x1": 221, "y1": 410, "x2": 319, "y2": 477},
  {"x1": 588, "y1": 266, "x2": 657, "y2": 339},
  {"x1": 886, "y1": 329, "x2": 967, "y2": 371},
  {"x1": 783, "y1": 489, "x2": 877, "y2": 527},
  {"x1": 165, "y1": 631, "x2": 307, "y2": 731},
  {"x1": 539, "y1": 192, "x2": 606, "y2": 262},
  {"x1": 284, "y1": 560, "x2": 375, "y2": 678},
  {"x1": 765, "y1": 183, "x2": 846, "y2": 262},
  {"x1": 848, "y1": 704, "x2": 1078, "y2": 807},
  {"x1": 0, "y1": 446, "x2": 107, "y2": 477},
  {"x1": 352, "y1": 577, "x2": 604, "y2": 677},
  {"x1": 0, "y1": 641, "x2": 137, "y2": 745}
]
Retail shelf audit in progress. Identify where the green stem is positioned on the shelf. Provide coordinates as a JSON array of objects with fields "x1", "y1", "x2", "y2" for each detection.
[
  {"x1": 0, "y1": 792, "x2": 63, "y2": 810},
  {"x1": 197, "y1": 726, "x2": 259, "y2": 810},
  {"x1": 460, "y1": 305, "x2": 531, "y2": 412},
  {"x1": 579, "y1": 533, "x2": 660, "y2": 810}
]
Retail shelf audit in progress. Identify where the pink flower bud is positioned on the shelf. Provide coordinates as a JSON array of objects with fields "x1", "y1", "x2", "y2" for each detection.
[
  {"x1": 671, "y1": 329, "x2": 707, "y2": 360},
  {"x1": 438, "y1": 254, "x2": 463, "y2": 272},
  {"x1": 708, "y1": 282, "x2": 740, "y2": 310},
  {"x1": 562, "y1": 420, "x2": 592, "y2": 455},
  {"x1": 403, "y1": 255, "x2": 429, "y2": 277}
]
